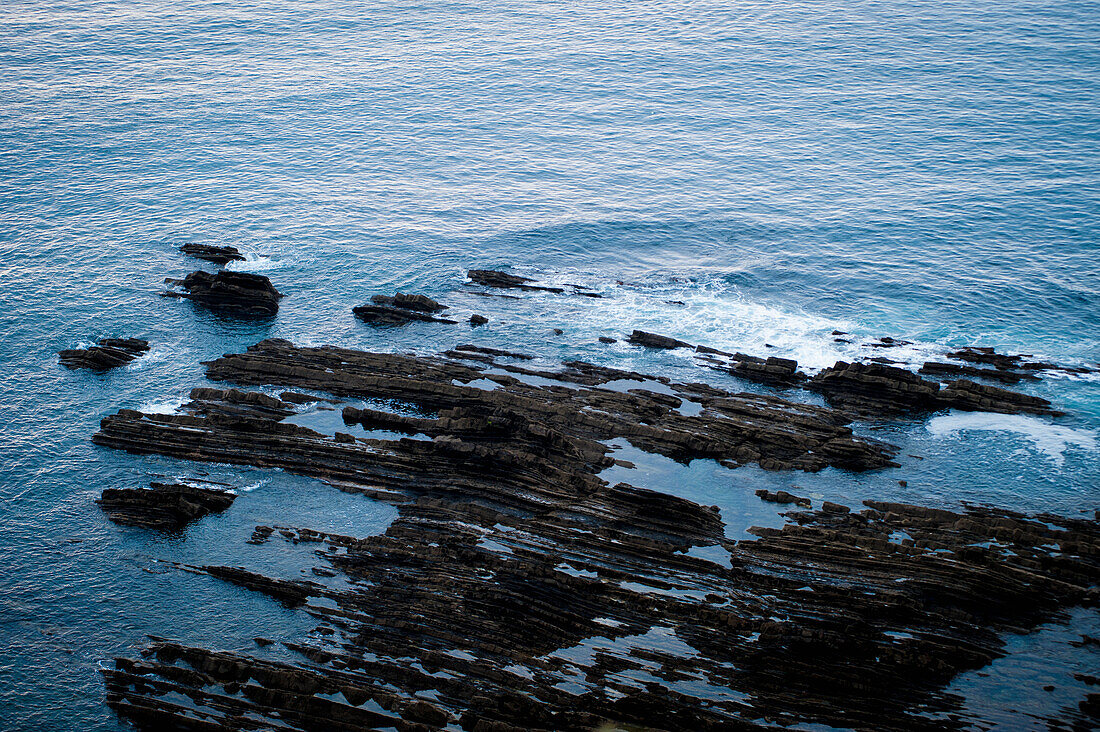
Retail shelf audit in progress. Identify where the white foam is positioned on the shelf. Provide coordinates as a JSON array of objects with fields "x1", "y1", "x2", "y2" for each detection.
[
  {"x1": 137, "y1": 398, "x2": 184, "y2": 415},
  {"x1": 927, "y1": 412, "x2": 1097, "y2": 467},
  {"x1": 225, "y1": 252, "x2": 287, "y2": 272}
]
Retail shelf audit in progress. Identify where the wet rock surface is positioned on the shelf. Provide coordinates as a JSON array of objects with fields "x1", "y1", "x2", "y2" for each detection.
[
  {"x1": 59, "y1": 338, "x2": 149, "y2": 371},
  {"x1": 179, "y1": 244, "x2": 245, "y2": 265},
  {"x1": 96, "y1": 482, "x2": 235, "y2": 529},
  {"x1": 90, "y1": 340, "x2": 1097, "y2": 731},
  {"x1": 627, "y1": 329, "x2": 693, "y2": 350},
  {"x1": 163, "y1": 270, "x2": 283, "y2": 316}
]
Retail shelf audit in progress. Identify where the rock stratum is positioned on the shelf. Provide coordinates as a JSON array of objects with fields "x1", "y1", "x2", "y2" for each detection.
[{"x1": 92, "y1": 339, "x2": 1099, "y2": 730}]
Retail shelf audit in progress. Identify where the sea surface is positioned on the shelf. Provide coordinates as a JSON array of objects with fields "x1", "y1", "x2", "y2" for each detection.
[{"x1": 1, "y1": 0, "x2": 1098, "y2": 729}]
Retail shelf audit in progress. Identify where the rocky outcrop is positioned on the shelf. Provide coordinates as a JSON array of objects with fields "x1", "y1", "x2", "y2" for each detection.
[
  {"x1": 354, "y1": 292, "x2": 456, "y2": 325},
  {"x1": 59, "y1": 338, "x2": 149, "y2": 371},
  {"x1": 371, "y1": 293, "x2": 447, "y2": 313},
  {"x1": 90, "y1": 338, "x2": 1099, "y2": 731},
  {"x1": 179, "y1": 244, "x2": 245, "y2": 265},
  {"x1": 919, "y1": 360, "x2": 1038, "y2": 384},
  {"x1": 163, "y1": 270, "x2": 283, "y2": 315},
  {"x1": 96, "y1": 482, "x2": 234, "y2": 529},
  {"x1": 809, "y1": 361, "x2": 1059, "y2": 416},
  {"x1": 627, "y1": 330, "x2": 693, "y2": 350},
  {"x1": 731, "y1": 355, "x2": 806, "y2": 386}
]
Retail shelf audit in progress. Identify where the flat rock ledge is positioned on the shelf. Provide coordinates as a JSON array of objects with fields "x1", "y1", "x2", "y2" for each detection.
[
  {"x1": 92, "y1": 340, "x2": 1098, "y2": 731},
  {"x1": 97, "y1": 482, "x2": 235, "y2": 529},
  {"x1": 59, "y1": 338, "x2": 149, "y2": 371},
  {"x1": 163, "y1": 270, "x2": 283, "y2": 316}
]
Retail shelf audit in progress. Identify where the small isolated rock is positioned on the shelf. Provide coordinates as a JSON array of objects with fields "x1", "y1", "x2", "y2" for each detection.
[
  {"x1": 470, "y1": 314, "x2": 488, "y2": 326},
  {"x1": 59, "y1": 338, "x2": 149, "y2": 371},
  {"x1": 552, "y1": 328, "x2": 564, "y2": 335},
  {"x1": 627, "y1": 330, "x2": 692, "y2": 350},
  {"x1": 755, "y1": 489, "x2": 811, "y2": 508},
  {"x1": 253, "y1": 637, "x2": 274, "y2": 647},
  {"x1": 371, "y1": 292, "x2": 447, "y2": 313},
  {"x1": 599, "y1": 336, "x2": 617, "y2": 344},
  {"x1": 164, "y1": 270, "x2": 282, "y2": 316},
  {"x1": 179, "y1": 243, "x2": 245, "y2": 265},
  {"x1": 97, "y1": 482, "x2": 235, "y2": 529}
]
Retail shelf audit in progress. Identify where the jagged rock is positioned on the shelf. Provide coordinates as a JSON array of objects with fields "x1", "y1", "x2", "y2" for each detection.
[
  {"x1": 947, "y1": 346, "x2": 1025, "y2": 370},
  {"x1": 470, "y1": 314, "x2": 488, "y2": 326},
  {"x1": 599, "y1": 337, "x2": 617, "y2": 344},
  {"x1": 96, "y1": 482, "x2": 234, "y2": 529},
  {"x1": 452, "y1": 344, "x2": 534, "y2": 360},
  {"x1": 627, "y1": 330, "x2": 692, "y2": 350},
  {"x1": 179, "y1": 243, "x2": 245, "y2": 264},
  {"x1": 164, "y1": 270, "x2": 282, "y2": 315},
  {"x1": 59, "y1": 338, "x2": 149, "y2": 371},
  {"x1": 370, "y1": 292, "x2": 447, "y2": 313},
  {"x1": 468, "y1": 269, "x2": 564, "y2": 293}
]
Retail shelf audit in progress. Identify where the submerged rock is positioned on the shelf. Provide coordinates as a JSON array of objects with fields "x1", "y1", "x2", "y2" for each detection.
[
  {"x1": 164, "y1": 270, "x2": 282, "y2": 315},
  {"x1": 467, "y1": 269, "x2": 565, "y2": 293},
  {"x1": 179, "y1": 243, "x2": 245, "y2": 265},
  {"x1": 96, "y1": 482, "x2": 235, "y2": 529},
  {"x1": 59, "y1": 338, "x2": 149, "y2": 371}
]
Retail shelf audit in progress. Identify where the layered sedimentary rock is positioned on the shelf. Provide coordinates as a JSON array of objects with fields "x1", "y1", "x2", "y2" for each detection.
[
  {"x1": 164, "y1": 270, "x2": 283, "y2": 315},
  {"x1": 179, "y1": 244, "x2": 245, "y2": 265},
  {"x1": 91, "y1": 340, "x2": 1096, "y2": 731},
  {"x1": 97, "y1": 482, "x2": 235, "y2": 529},
  {"x1": 354, "y1": 293, "x2": 457, "y2": 325},
  {"x1": 627, "y1": 329, "x2": 692, "y2": 350},
  {"x1": 59, "y1": 338, "x2": 149, "y2": 371}
]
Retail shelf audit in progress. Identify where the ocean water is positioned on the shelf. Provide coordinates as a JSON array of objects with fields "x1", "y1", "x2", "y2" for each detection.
[{"x1": 1, "y1": 0, "x2": 1098, "y2": 729}]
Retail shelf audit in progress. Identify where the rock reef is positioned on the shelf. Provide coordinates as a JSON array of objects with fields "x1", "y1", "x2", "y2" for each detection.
[{"x1": 90, "y1": 339, "x2": 1097, "y2": 731}]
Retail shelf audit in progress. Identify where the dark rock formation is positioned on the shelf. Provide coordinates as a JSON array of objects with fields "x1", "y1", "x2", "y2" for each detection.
[
  {"x1": 810, "y1": 361, "x2": 1059, "y2": 417},
  {"x1": 469, "y1": 314, "x2": 488, "y2": 326},
  {"x1": 91, "y1": 339, "x2": 1098, "y2": 732},
  {"x1": 179, "y1": 244, "x2": 245, "y2": 265},
  {"x1": 627, "y1": 330, "x2": 693, "y2": 350},
  {"x1": 163, "y1": 270, "x2": 282, "y2": 315},
  {"x1": 599, "y1": 336, "x2": 617, "y2": 344},
  {"x1": 59, "y1": 338, "x2": 149, "y2": 371},
  {"x1": 731, "y1": 355, "x2": 806, "y2": 386},
  {"x1": 919, "y1": 361, "x2": 1037, "y2": 384},
  {"x1": 810, "y1": 362, "x2": 943, "y2": 415},
  {"x1": 96, "y1": 482, "x2": 234, "y2": 529},
  {"x1": 353, "y1": 303, "x2": 457, "y2": 326},
  {"x1": 370, "y1": 292, "x2": 447, "y2": 313},
  {"x1": 468, "y1": 269, "x2": 564, "y2": 293},
  {"x1": 755, "y1": 488, "x2": 810, "y2": 508}
]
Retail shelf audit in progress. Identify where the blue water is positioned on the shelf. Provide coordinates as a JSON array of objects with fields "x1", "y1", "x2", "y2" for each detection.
[{"x1": 1, "y1": 0, "x2": 1098, "y2": 729}]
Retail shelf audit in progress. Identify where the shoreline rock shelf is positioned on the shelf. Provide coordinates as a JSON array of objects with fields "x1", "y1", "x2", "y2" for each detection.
[
  {"x1": 97, "y1": 482, "x2": 235, "y2": 529},
  {"x1": 91, "y1": 339, "x2": 1097, "y2": 731}
]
